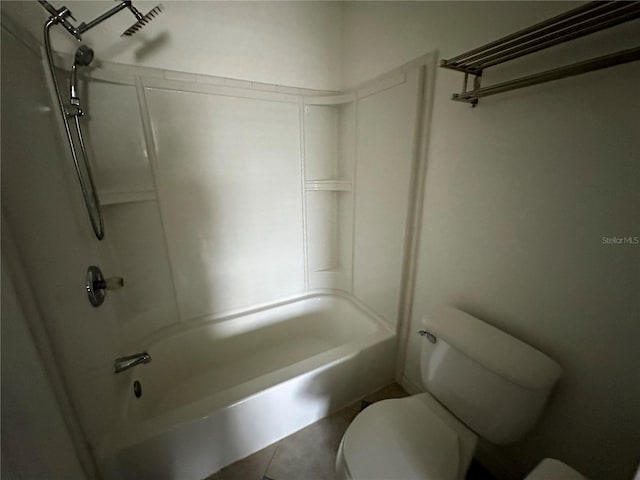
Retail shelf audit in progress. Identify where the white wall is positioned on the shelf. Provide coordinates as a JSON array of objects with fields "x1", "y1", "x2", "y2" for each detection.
[
  {"x1": 1, "y1": 260, "x2": 86, "y2": 480},
  {"x1": 1, "y1": 1, "x2": 342, "y2": 91},
  {"x1": 342, "y1": 2, "x2": 640, "y2": 480}
]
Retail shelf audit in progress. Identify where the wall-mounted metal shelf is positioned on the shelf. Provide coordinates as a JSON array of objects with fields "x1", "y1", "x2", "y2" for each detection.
[{"x1": 441, "y1": 1, "x2": 640, "y2": 106}]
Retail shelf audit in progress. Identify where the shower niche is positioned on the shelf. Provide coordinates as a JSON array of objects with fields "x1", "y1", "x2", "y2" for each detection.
[{"x1": 303, "y1": 94, "x2": 356, "y2": 292}]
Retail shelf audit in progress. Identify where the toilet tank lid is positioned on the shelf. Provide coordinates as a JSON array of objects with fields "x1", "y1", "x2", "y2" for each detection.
[{"x1": 424, "y1": 307, "x2": 562, "y2": 390}]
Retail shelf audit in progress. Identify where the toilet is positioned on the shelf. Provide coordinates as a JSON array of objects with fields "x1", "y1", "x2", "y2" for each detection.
[
  {"x1": 525, "y1": 458, "x2": 586, "y2": 480},
  {"x1": 336, "y1": 307, "x2": 564, "y2": 480}
]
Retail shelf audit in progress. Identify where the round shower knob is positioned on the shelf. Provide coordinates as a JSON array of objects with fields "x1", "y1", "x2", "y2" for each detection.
[{"x1": 86, "y1": 265, "x2": 124, "y2": 307}]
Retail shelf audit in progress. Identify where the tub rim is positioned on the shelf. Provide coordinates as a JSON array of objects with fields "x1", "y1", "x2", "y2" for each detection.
[{"x1": 125, "y1": 289, "x2": 394, "y2": 353}]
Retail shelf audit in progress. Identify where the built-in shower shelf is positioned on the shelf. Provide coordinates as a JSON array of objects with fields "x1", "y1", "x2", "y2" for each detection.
[
  {"x1": 99, "y1": 190, "x2": 157, "y2": 206},
  {"x1": 305, "y1": 180, "x2": 352, "y2": 192}
]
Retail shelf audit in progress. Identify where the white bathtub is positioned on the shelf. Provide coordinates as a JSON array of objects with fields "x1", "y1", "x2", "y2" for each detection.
[{"x1": 96, "y1": 293, "x2": 396, "y2": 480}]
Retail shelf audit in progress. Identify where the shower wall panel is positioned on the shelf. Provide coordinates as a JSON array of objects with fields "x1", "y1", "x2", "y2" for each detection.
[
  {"x1": 84, "y1": 80, "x2": 152, "y2": 195},
  {"x1": 352, "y1": 69, "x2": 422, "y2": 328},
  {"x1": 101, "y1": 202, "x2": 178, "y2": 343},
  {"x1": 145, "y1": 87, "x2": 305, "y2": 321},
  {"x1": 83, "y1": 78, "x2": 179, "y2": 348}
]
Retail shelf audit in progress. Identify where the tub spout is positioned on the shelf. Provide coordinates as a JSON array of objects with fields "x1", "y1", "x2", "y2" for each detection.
[{"x1": 114, "y1": 351, "x2": 151, "y2": 373}]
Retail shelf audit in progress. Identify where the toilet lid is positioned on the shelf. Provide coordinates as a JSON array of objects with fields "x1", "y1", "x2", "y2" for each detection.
[{"x1": 341, "y1": 396, "x2": 460, "y2": 480}]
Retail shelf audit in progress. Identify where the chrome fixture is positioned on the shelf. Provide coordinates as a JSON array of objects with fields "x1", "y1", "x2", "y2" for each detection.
[
  {"x1": 114, "y1": 352, "x2": 151, "y2": 374},
  {"x1": 86, "y1": 265, "x2": 124, "y2": 307},
  {"x1": 38, "y1": 1, "x2": 164, "y2": 240},
  {"x1": 70, "y1": 45, "x2": 93, "y2": 108},
  {"x1": 38, "y1": 0, "x2": 164, "y2": 40},
  {"x1": 43, "y1": 30, "x2": 104, "y2": 239},
  {"x1": 441, "y1": 1, "x2": 640, "y2": 106},
  {"x1": 122, "y1": 4, "x2": 164, "y2": 37}
]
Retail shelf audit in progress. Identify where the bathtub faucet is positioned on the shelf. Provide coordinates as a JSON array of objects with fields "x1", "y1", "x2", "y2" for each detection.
[{"x1": 114, "y1": 351, "x2": 151, "y2": 373}]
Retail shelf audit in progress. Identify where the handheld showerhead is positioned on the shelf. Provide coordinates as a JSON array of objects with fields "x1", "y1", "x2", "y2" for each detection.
[
  {"x1": 70, "y1": 45, "x2": 94, "y2": 107},
  {"x1": 74, "y1": 45, "x2": 94, "y2": 67},
  {"x1": 122, "y1": 4, "x2": 163, "y2": 37}
]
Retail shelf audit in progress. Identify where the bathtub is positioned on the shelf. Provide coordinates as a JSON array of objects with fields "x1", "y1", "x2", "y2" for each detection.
[{"x1": 96, "y1": 292, "x2": 396, "y2": 480}]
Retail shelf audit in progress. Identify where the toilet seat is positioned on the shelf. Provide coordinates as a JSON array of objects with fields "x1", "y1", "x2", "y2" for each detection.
[
  {"x1": 338, "y1": 394, "x2": 475, "y2": 480},
  {"x1": 524, "y1": 458, "x2": 586, "y2": 480}
]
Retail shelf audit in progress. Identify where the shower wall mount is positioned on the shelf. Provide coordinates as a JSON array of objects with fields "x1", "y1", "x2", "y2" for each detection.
[{"x1": 86, "y1": 266, "x2": 124, "y2": 307}]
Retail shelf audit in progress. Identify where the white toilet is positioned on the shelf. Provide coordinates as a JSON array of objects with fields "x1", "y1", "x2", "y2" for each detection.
[{"x1": 336, "y1": 307, "x2": 564, "y2": 480}]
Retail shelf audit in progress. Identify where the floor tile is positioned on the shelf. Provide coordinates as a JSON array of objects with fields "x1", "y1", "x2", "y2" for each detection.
[
  {"x1": 264, "y1": 407, "x2": 358, "y2": 480},
  {"x1": 205, "y1": 443, "x2": 278, "y2": 480}
]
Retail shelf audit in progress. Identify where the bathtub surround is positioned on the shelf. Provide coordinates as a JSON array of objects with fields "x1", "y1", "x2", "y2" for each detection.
[
  {"x1": 1, "y1": 8, "x2": 428, "y2": 479},
  {"x1": 80, "y1": 50, "x2": 426, "y2": 474}
]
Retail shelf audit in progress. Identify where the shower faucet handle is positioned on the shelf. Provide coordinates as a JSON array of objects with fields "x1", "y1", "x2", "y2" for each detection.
[
  {"x1": 100, "y1": 276, "x2": 124, "y2": 291},
  {"x1": 86, "y1": 265, "x2": 124, "y2": 307}
]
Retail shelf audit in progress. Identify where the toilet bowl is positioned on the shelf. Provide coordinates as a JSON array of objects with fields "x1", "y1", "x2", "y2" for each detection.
[
  {"x1": 336, "y1": 393, "x2": 476, "y2": 480},
  {"x1": 336, "y1": 402, "x2": 586, "y2": 480},
  {"x1": 524, "y1": 458, "x2": 586, "y2": 480},
  {"x1": 336, "y1": 307, "x2": 563, "y2": 480}
]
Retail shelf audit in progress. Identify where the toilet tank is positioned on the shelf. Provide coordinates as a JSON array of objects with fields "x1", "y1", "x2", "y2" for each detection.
[{"x1": 420, "y1": 307, "x2": 562, "y2": 445}]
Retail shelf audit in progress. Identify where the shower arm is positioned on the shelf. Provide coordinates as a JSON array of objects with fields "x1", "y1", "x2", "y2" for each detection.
[{"x1": 38, "y1": 0, "x2": 142, "y2": 40}]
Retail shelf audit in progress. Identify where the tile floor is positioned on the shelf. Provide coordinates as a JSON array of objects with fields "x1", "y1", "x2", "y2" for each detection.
[{"x1": 205, "y1": 383, "x2": 496, "y2": 480}]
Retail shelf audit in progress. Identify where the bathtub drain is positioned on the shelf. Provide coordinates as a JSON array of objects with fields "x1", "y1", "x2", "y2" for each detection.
[{"x1": 133, "y1": 380, "x2": 142, "y2": 398}]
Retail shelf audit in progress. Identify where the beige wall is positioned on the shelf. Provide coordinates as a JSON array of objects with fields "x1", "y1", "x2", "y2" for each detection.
[{"x1": 342, "y1": 2, "x2": 640, "y2": 479}]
